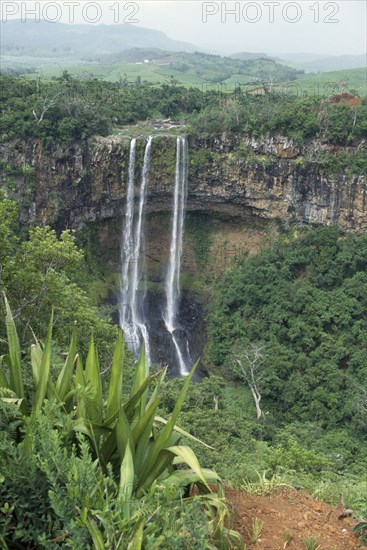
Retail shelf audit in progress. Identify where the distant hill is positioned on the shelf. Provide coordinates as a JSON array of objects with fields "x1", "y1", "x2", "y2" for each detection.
[
  {"x1": 277, "y1": 52, "x2": 367, "y2": 72},
  {"x1": 1, "y1": 43, "x2": 303, "y2": 86},
  {"x1": 0, "y1": 19, "x2": 198, "y2": 58},
  {"x1": 229, "y1": 52, "x2": 277, "y2": 61}
]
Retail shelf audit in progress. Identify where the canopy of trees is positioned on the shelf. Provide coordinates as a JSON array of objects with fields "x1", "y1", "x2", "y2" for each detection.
[
  {"x1": 1, "y1": 74, "x2": 366, "y2": 148},
  {"x1": 208, "y1": 227, "x2": 367, "y2": 432}
]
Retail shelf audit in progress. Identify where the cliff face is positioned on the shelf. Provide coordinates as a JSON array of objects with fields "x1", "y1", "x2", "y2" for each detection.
[
  {"x1": 1, "y1": 134, "x2": 366, "y2": 232},
  {"x1": 2, "y1": 134, "x2": 365, "y2": 369}
]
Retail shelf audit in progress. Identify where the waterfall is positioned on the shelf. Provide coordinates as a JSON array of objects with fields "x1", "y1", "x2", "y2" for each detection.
[
  {"x1": 120, "y1": 136, "x2": 152, "y2": 362},
  {"x1": 164, "y1": 136, "x2": 190, "y2": 376},
  {"x1": 120, "y1": 138, "x2": 136, "y2": 331},
  {"x1": 120, "y1": 135, "x2": 191, "y2": 374}
]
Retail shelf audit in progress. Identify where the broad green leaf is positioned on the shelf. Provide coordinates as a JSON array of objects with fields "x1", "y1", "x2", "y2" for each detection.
[
  {"x1": 31, "y1": 309, "x2": 53, "y2": 419},
  {"x1": 155, "y1": 415, "x2": 214, "y2": 449},
  {"x1": 30, "y1": 341, "x2": 42, "y2": 387},
  {"x1": 138, "y1": 362, "x2": 196, "y2": 485},
  {"x1": 136, "y1": 450, "x2": 174, "y2": 496},
  {"x1": 132, "y1": 398, "x2": 160, "y2": 445},
  {"x1": 132, "y1": 344, "x2": 149, "y2": 421},
  {"x1": 133, "y1": 398, "x2": 161, "y2": 476},
  {"x1": 145, "y1": 368, "x2": 166, "y2": 410},
  {"x1": 73, "y1": 419, "x2": 110, "y2": 443},
  {"x1": 167, "y1": 445, "x2": 210, "y2": 488},
  {"x1": 56, "y1": 324, "x2": 77, "y2": 403},
  {"x1": 119, "y1": 441, "x2": 134, "y2": 519},
  {"x1": 105, "y1": 330, "x2": 124, "y2": 424},
  {"x1": 127, "y1": 521, "x2": 144, "y2": 550},
  {"x1": 85, "y1": 517, "x2": 105, "y2": 550},
  {"x1": 3, "y1": 294, "x2": 24, "y2": 401},
  {"x1": 162, "y1": 468, "x2": 220, "y2": 488},
  {"x1": 75, "y1": 355, "x2": 86, "y2": 418},
  {"x1": 99, "y1": 430, "x2": 117, "y2": 465},
  {"x1": 85, "y1": 335, "x2": 102, "y2": 423},
  {"x1": 123, "y1": 371, "x2": 162, "y2": 421},
  {"x1": 164, "y1": 432, "x2": 182, "y2": 448},
  {"x1": 166, "y1": 362, "x2": 197, "y2": 428},
  {"x1": 116, "y1": 405, "x2": 132, "y2": 460}
]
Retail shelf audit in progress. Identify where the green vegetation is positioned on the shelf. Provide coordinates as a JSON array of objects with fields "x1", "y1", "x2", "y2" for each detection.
[
  {"x1": 2, "y1": 74, "x2": 366, "y2": 153},
  {"x1": 1, "y1": 71, "x2": 367, "y2": 546},
  {"x1": 0, "y1": 74, "x2": 203, "y2": 146},
  {"x1": 295, "y1": 67, "x2": 367, "y2": 98},
  {"x1": 208, "y1": 227, "x2": 367, "y2": 430},
  {"x1": 0, "y1": 297, "x2": 241, "y2": 548},
  {"x1": 0, "y1": 196, "x2": 117, "y2": 359},
  {"x1": 250, "y1": 518, "x2": 264, "y2": 543},
  {"x1": 189, "y1": 94, "x2": 367, "y2": 146},
  {"x1": 186, "y1": 212, "x2": 216, "y2": 269},
  {"x1": 2, "y1": 43, "x2": 302, "y2": 84},
  {"x1": 302, "y1": 535, "x2": 320, "y2": 550}
]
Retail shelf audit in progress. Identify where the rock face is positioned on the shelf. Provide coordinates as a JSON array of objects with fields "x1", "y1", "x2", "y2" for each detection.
[
  {"x1": 1, "y1": 134, "x2": 366, "y2": 232},
  {"x1": 2, "y1": 133, "x2": 365, "y2": 369}
]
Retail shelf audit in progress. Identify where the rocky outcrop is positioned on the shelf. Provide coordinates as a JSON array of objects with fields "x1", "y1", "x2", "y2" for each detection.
[{"x1": 0, "y1": 134, "x2": 366, "y2": 232}]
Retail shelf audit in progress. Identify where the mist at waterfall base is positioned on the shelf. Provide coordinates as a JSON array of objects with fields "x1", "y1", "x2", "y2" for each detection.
[{"x1": 119, "y1": 136, "x2": 193, "y2": 376}]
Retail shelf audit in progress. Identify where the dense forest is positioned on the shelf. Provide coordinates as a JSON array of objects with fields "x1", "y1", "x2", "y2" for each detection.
[
  {"x1": 1, "y1": 71, "x2": 367, "y2": 548},
  {"x1": 1, "y1": 74, "x2": 367, "y2": 147}
]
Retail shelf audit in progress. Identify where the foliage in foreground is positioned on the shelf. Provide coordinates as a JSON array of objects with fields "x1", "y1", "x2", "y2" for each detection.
[
  {"x1": 159, "y1": 374, "x2": 367, "y2": 516},
  {"x1": 0, "y1": 298, "x2": 242, "y2": 548}
]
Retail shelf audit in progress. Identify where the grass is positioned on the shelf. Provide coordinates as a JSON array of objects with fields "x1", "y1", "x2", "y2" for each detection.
[
  {"x1": 283, "y1": 528, "x2": 293, "y2": 548},
  {"x1": 240, "y1": 470, "x2": 291, "y2": 496},
  {"x1": 302, "y1": 535, "x2": 321, "y2": 550},
  {"x1": 250, "y1": 518, "x2": 264, "y2": 543},
  {"x1": 283, "y1": 472, "x2": 367, "y2": 516},
  {"x1": 3, "y1": 52, "x2": 365, "y2": 97},
  {"x1": 295, "y1": 67, "x2": 367, "y2": 97}
]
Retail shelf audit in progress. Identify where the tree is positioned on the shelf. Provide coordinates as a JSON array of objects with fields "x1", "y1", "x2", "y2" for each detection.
[
  {"x1": 0, "y1": 208, "x2": 116, "y2": 358},
  {"x1": 233, "y1": 343, "x2": 268, "y2": 420}
]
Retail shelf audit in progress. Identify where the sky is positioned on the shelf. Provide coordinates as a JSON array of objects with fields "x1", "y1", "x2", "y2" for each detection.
[{"x1": 1, "y1": 1, "x2": 366, "y2": 56}]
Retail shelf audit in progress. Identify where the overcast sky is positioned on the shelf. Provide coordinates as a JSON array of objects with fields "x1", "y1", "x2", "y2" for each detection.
[{"x1": 2, "y1": 1, "x2": 366, "y2": 56}]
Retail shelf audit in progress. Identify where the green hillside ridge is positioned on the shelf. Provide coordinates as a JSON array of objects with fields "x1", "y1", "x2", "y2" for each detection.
[
  {"x1": 1, "y1": 47, "x2": 302, "y2": 85},
  {"x1": 0, "y1": 19, "x2": 197, "y2": 56}
]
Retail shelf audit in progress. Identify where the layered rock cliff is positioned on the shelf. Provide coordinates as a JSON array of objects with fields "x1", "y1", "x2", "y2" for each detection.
[
  {"x1": 2, "y1": 134, "x2": 365, "y2": 368},
  {"x1": 1, "y1": 134, "x2": 366, "y2": 232}
]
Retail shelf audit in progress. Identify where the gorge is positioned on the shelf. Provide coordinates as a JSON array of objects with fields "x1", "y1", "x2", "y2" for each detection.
[{"x1": 1, "y1": 133, "x2": 366, "y2": 370}]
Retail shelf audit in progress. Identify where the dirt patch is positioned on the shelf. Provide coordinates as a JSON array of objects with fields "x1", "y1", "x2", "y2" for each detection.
[{"x1": 226, "y1": 487, "x2": 364, "y2": 549}]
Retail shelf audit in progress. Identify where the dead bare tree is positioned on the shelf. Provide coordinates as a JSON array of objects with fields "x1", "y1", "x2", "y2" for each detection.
[
  {"x1": 32, "y1": 90, "x2": 63, "y2": 124},
  {"x1": 234, "y1": 343, "x2": 267, "y2": 420}
]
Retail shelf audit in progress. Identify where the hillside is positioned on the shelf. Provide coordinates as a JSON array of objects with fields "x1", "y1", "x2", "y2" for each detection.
[
  {"x1": 277, "y1": 52, "x2": 367, "y2": 72},
  {"x1": 295, "y1": 67, "x2": 367, "y2": 97},
  {"x1": 0, "y1": 19, "x2": 197, "y2": 58},
  {"x1": 1, "y1": 46, "x2": 303, "y2": 85}
]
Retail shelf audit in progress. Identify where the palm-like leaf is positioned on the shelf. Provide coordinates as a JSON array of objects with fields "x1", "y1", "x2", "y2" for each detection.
[
  {"x1": 3, "y1": 294, "x2": 24, "y2": 409},
  {"x1": 31, "y1": 309, "x2": 53, "y2": 419}
]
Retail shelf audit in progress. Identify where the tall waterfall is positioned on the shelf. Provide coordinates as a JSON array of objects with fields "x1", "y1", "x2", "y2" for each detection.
[
  {"x1": 120, "y1": 135, "x2": 191, "y2": 375},
  {"x1": 119, "y1": 138, "x2": 136, "y2": 332},
  {"x1": 164, "y1": 136, "x2": 190, "y2": 376},
  {"x1": 120, "y1": 136, "x2": 152, "y2": 362}
]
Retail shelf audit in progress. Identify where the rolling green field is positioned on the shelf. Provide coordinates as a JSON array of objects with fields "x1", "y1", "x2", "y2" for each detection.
[
  {"x1": 295, "y1": 67, "x2": 367, "y2": 97},
  {"x1": 2, "y1": 52, "x2": 366, "y2": 96},
  {"x1": 1, "y1": 50, "x2": 301, "y2": 88}
]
